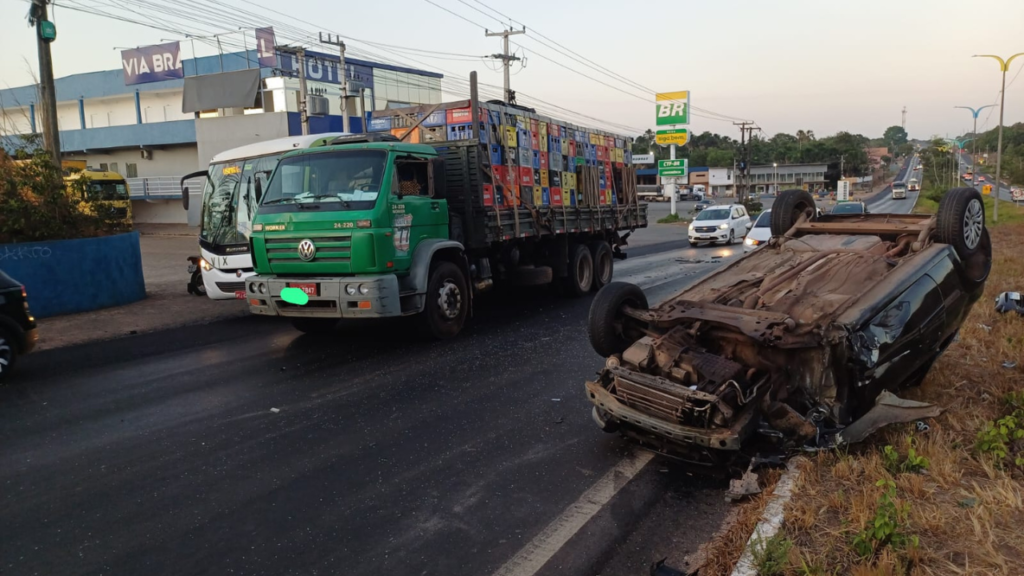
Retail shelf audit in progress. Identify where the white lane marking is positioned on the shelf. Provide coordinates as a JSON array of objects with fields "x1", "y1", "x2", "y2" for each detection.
[{"x1": 490, "y1": 450, "x2": 655, "y2": 576}]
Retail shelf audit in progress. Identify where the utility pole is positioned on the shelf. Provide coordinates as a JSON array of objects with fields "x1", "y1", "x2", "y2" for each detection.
[
  {"x1": 278, "y1": 46, "x2": 309, "y2": 135},
  {"x1": 320, "y1": 33, "x2": 350, "y2": 133},
  {"x1": 733, "y1": 122, "x2": 755, "y2": 203},
  {"x1": 901, "y1": 106, "x2": 907, "y2": 130},
  {"x1": 485, "y1": 26, "x2": 525, "y2": 103},
  {"x1": 840, "y1": 154, "x2": 845, "y2": 178},
  {"x1": 29, "y1": 0, "x2": 61, "y2": 166}
]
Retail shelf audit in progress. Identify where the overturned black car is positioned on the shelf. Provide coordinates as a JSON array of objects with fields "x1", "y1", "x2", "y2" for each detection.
[{"x1": 585, "y1": 188, "x2": 991, "y2": 465}]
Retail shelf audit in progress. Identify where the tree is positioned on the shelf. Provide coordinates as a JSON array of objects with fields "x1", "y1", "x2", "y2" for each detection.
[
  {"x1": 796, "y1": 129, "x2": 816, "y2": 150},
  {"x1": 883, "y1": 126, "x2": 908, "y2": 151}
]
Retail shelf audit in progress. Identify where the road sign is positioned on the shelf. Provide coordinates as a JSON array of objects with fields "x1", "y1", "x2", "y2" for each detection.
[
  {"x1": 658, "y1": 159, "x2": 688, "y2": 178},
  {"x1": 982, "y1": 184, "x2": 993, "y2": 196},
  {"x1": 655, "y1": 91, "x2": 689, "y2": 126},
  {"x1": 655, "y1": 129, "x2": 689, "y2": 146},
  {"x1": 836, "y1": 181, "x2": 850, "y2": 201}
]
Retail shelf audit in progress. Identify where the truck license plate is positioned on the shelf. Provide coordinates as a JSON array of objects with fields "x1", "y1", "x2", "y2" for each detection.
[{"x1": 289, "y1": 283, "x2": 319, "y2": 297}]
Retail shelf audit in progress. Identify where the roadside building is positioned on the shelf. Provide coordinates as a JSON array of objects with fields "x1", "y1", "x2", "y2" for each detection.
[
  {"x1": 688, "y1": 167, "x2": 735, "y2": 197},
  {"x1": 865, "y1": 147, "x2": 889, "y2": 168},
  {"x1": 749, "y1": 163, "x2": 827, "y2": 194},
  {"x1": 0, "y1": 49, "x2": 442, "y2": 225}
]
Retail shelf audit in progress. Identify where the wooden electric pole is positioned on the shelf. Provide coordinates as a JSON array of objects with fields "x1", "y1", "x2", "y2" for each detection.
[
  {"x1": 30, "y1": 0, "x2": 61, "y2": 166},
  {"x1": 733, "y1": 121, "x2": 756, "y2": 202}
]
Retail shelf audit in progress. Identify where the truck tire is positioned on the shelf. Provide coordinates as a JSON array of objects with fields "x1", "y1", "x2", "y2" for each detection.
[
  {"x1": 936, "y1": 187, "x2": 985, "y2": 260},
  {"x1": 421, "y1": 261, "x2": 468, "y2": 339},
  {"x1": 588, "y1": 282, "x2": 648, "y2": 358},
  {"x1": 290, "y1": 318, "x2": 337, "y2": 334},
  {"x1": 563, "y1": 244, "x2": 594, "y2": 297},
  {"x1": 589, "y1": 241, "x2": 613, "y2": 290},
  {"x1": 770, "y1": 189, "x2": 817, "y2": 237},
  {"x1": 0, "y1": 326, "x2": 18, "y2": 383}
]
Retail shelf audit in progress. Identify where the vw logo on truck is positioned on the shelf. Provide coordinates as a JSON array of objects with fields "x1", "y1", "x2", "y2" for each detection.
[{"x1": 297, "y1": 239, "x2": 316, "y2": 261}]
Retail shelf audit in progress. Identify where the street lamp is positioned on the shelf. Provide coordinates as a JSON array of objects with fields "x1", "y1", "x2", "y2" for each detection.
[
  {"x1": 973, "y1": 52, "x2": 1024, "y2": 222},
  {"x1": 773, "y1": 162, "x2": 778, "y2": 195},
  {"x1": 954, "y1": 105, "x2": 995, "y2": 179}
]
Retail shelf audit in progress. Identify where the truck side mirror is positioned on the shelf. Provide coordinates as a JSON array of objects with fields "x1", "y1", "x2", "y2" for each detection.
[{"x1": 182, "y1": 186, "x2": 189, "y2": 210}]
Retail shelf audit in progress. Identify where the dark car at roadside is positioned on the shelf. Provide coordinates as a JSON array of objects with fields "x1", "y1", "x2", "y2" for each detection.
[{"x1": 0, "y1": 270, "x2": 38, "y2": 382}]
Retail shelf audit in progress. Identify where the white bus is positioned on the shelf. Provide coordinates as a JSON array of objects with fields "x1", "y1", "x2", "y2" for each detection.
[
  {"x1": 908, "y1": 178, "x2": 919, "y2": 192},
  {"x1": 181, "y1": 134, "x2": 347, "y2": 299}
]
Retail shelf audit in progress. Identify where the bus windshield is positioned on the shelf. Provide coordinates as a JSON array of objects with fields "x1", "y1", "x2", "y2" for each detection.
[{"x1": 200, "y1": 154, "x2": 281, "y2": 247}]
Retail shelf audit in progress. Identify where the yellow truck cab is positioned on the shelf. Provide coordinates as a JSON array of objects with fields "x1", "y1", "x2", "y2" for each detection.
[{"x1": 64, "y1": 170, "x2": 133, "y2": 229}]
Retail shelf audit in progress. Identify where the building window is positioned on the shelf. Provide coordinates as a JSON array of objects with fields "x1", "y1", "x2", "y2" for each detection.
[
  {"x1": 110, "y1": 162, "x2": 119, "y2": 175},
  {"x1": 98, "y1": 163, "x2": 108, "y2": 171},
  {"x1": 127, "y1": 163, "x2": 138, "y2": 178}
]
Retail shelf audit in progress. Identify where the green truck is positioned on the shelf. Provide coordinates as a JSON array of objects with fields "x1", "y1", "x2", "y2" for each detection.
[{"x1": 245, "y1": 78, "x2": 647, "y2": 338}]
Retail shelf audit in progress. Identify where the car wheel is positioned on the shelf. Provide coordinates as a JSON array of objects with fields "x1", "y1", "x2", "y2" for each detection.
[
  {"x1": 688, "y1": 240, "x2": 698, "y2": 247},
  {"x1": 421, "y1": 261, "x2": 469, "y2": 339},
  {"x1": 936, "y1": 187, "x2": 985, "y2": 260},
  {"x1": 770, "y1": 189, "x2": 817, "y2": 237},
  {"x1": 589, "y1": 241, "x2": 614, "y2": 290},
  {"x1": 290, "y1": 318, "x2": 338, "y2": 334},
  {"x1": 721, "y1": 230, "x2": 734, "y2": 245},
  {"x1": 562, "y1": 244, "x2": 594, "y2": 297},
  {"x1": 588, "y1": 282, "x2": 648, "y2": 358},
  {"x1": 0, "y1": 327, "x2": 18, "y2": 383}
]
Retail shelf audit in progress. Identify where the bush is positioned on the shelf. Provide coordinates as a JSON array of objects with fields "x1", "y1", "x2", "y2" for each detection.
[
  {"x1": 0, "y1": 150, "x2": 116, "y2": 243},
  {"x1": 743, "y1": 199, "x2": 764, "y2": 217},
  {"x1": 657, "y1": 212, "x2": 682, "y2": 224}
]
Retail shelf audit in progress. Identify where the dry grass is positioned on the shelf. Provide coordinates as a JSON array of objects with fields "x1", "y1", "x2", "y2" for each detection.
[
  {"x1": 781, "y1": 222, "x2": 1024, "y2": 575},
  {"x1": 695, "y1": 468, "x2": 784, "y2": 576},
  {"x1": 696, "y1": 222, "x2": 1024, "y2": 576}
]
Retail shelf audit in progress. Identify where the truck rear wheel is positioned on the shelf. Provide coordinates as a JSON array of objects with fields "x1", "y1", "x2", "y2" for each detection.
[
  {"x1": 290, "y1": 318, "x2": 337, "y2": 334},
  {"x1": 563, "y1": 244, "x2": 594, "y2": 297},
  {"x1": 421, "y1": 261, "x2": 468, "y2": 339},
  {"x1": 589, "y1": 241, "x2": 613, "y2": 290}
]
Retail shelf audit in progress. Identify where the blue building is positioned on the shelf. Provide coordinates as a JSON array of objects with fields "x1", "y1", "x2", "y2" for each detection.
[{"x1": 0, "y1": 49, "x2": 442, "y2": 223}]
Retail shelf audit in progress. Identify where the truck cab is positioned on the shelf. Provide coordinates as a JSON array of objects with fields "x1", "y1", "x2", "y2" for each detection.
[{"x1": 246, "y1": 137, "x2": 467, "y2": 337}]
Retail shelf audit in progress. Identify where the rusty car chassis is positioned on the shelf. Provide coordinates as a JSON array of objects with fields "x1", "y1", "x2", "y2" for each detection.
[{"x1": 585, "y1": 189, "x2": 992, "y2": 465}]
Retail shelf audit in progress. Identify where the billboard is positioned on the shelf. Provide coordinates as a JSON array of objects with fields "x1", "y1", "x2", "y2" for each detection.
[
  {"x1": 277, "y1": 53, "x2": 374, "y2": 89},
  {"x1": 655, "y1": 129, "x2": 688, "y2": 146},
  {"x1": 631, "y1": 153, "x2": 655, "y2": 164},
  {"x1": 658, "y1": 159, "x2": 688, "y2": 177},
  {"x1": 255, "y1": 27, "x2": 277, "y2": 68},
  {"x1": 655, "y1": 91, "x2": 689, "y2": 126},
  {"x1": 121, "y1": 42, "x2": 184, "y2": 85}
]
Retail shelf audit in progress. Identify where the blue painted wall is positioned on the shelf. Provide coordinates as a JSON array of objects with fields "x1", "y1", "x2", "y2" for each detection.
[{"x1": 0, "y1": 232, "x2": 146, "y2": 318}]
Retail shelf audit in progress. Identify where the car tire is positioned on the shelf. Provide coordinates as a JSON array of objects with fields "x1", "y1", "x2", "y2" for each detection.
[
  {"x1": 688, "y1": 240, "x2": 698, "y2": 247},
  {"x1": 0, "y1": 326, "x2": 18, "y2": 383},
  {"x1": 770, "y1": 189, "x2": 817, "y2": 237},
  {"x1": 563, "y1": 244, "x2": 594, "y2": 297},
  {"x1": 936, "y1": 187, "x2": 985, "y2": 260},
  {"x1": 588, "y1": 282, "x2": 648, "y2": 358},
  {"x1": 290, "y1": 318, "x2": 337, "y2": 334},
  {"x1": 589, "y1": 241, "x2": 614, "y2": 290},
  {"x1": 421, "y1": 261, "x2": 469, "y2": 339}
]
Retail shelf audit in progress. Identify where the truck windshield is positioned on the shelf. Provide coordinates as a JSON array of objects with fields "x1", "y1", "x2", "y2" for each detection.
[
  {"x1": 85, "y1": 180, "x2": 128, "y2": 201},
  {"x1": 201, "y1": 155, "x2": 279, "y2": 247},
  {"x1": 261, "y1": 150, "x2": 387, "y2": 210}
]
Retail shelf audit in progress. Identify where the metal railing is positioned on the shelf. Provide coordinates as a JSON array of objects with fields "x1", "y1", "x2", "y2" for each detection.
[{"x1": 127, "y1": 176, "x2": 205, "y2": 199}]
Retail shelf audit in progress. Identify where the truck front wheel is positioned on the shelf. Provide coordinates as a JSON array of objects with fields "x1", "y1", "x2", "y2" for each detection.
[{"x1": 421, "y1": 261, "x2": 468, "y2": 339}]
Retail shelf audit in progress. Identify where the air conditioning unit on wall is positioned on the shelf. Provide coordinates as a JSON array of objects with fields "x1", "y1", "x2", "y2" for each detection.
[
  {"x1": 308, "y1": 95, "x2": 329, "y2": 117},
  {"x1": 140, "y1": 149, "x2": 152, "y2": 160}
]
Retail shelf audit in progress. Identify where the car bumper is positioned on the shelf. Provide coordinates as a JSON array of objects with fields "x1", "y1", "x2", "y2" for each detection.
[
  {"x1": 245, "y1": 274, "x2": 403, "y2": 319},
  {"x1": 689, "y1": 230, "x2": 730, "y2": 242},
  {"x1": 23, "y1": 327, "x2": 39, "y2": 353},
  {"x1": 202, "y1": 267, "x2": 257, "y2": 300}
]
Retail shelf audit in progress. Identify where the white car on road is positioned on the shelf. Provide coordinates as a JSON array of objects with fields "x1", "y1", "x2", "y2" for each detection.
[
  {"x1": 743, "y1": 210, "x2": 772, "y2": 252},
  {"x1": 688, "y1": 204, "x2": 752, "y2": 246}
]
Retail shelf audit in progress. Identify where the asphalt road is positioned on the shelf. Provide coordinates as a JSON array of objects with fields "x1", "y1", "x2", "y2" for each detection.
[{"x1": 1, "y1": 233, "x2": 740, "y2": 576}]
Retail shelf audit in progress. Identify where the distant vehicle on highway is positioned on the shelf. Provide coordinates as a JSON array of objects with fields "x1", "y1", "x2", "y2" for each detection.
[
  {"x1": 964, "y1": 171, "x2": 973, "y2": 181},
  {"x1": 691, "y1": 199, "x2": 716, "y2": 213},
  {"x1": 743, "y1": 210, "x2": 771, "y2": 251},
  {"x1": 688, "y1": 204, "x2": 751, "y2": 246},
  {"x1": 908, "y1": 178, "x2": 920, "y2": 192},
  {"x1": 831, "y1": 201, "x2": 868, "y2": 215},
  {"x1": 891, "y1": 181, "x2": 908, "y2": 199},
  {"x1": 0, "y1": 270, "x2": 38, "y2": 383},
  {"x1": 977, "y1": 176, "x2": 986, "y2": 183}
]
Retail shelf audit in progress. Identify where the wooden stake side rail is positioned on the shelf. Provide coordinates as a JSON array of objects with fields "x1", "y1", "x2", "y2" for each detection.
[{"x1": 482, "y1": 205, "x2": 648, "y2": 243}]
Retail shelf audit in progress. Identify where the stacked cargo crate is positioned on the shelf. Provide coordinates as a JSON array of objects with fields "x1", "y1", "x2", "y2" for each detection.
[{"x1": 368, "y1": 101, "x2": 634, "y2": 210}]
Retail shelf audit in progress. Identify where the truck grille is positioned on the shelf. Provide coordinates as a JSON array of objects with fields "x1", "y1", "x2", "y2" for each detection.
[{"x1": 264, "y1": 234, "x2": 352, "y2": 264}]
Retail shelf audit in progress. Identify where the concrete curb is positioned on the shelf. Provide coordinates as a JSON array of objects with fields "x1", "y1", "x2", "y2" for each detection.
[{"x1": 728, "y1": 458, "x2": 805, "y2": 576}]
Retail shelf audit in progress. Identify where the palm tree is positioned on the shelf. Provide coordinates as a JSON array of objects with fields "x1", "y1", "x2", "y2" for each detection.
[{"x1": 796, "y1": 129, "x2": 816, "y2": 151}]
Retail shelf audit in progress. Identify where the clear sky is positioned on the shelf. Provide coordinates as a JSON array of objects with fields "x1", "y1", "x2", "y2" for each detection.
[{"x1": 2, "y1": 0, "x2": 1022, "y2": 141}]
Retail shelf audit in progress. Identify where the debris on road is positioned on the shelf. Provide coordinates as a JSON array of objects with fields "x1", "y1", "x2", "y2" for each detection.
[
  {"x1": 1004, "y1": 360, "x2": 1018, "y2": 369},
  {"x1": 270, "y1": 407, "x2": 281, "y2": 413},
  {"x1": 725, "y1": 469, "x2": 761, "y2": 502}
]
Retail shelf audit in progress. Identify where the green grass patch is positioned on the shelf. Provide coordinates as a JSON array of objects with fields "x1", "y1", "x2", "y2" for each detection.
[
  {"x1": 915, "y1": 191, "x2": 1024, "y2": 227},
  {"x1": 657, "y1": 212, "x2": 689, "y2": 224}
]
